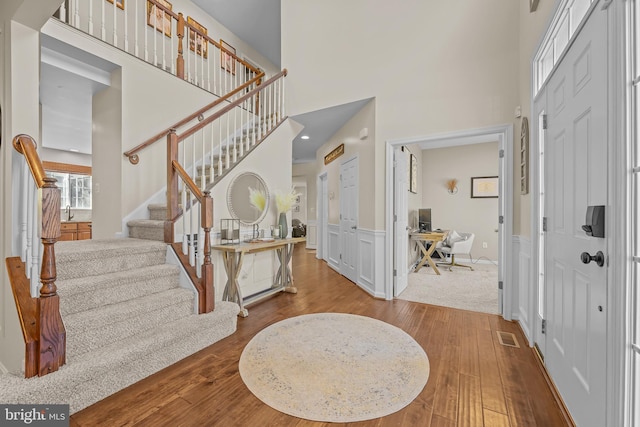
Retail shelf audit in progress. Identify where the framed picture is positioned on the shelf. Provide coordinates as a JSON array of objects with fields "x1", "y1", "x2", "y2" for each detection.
[
  {"x1": 188, "y1": 17, "x2": 208, "y2": 58},
  {"x1": 471, "y1": 176, "x2": 499, "y2": 198},
  {"x1": 409, "y1": 153, "x2": 418, "y2": 194},
  {"x1": 107, "y1": 0, "x2": 124, "y2": 10},
  {"x1": 220, "y1": 39, "x2": 236, "y2": 74},
  {"x1": 147, "y1": 0, "x2": 172, "y2": 37}
]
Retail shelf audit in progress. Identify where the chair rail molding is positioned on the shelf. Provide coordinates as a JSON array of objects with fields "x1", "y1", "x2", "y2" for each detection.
[{"x1": 327, "y1": 224, "x2": 340, "y2": 272}]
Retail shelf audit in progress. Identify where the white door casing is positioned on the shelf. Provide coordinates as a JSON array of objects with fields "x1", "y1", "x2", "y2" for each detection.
[
  {"x1": 533, "y1": 91, "x2": 547, "y2": 357},
  {"x1": 317, "y1": 172, "x2": 328, "y2": 261},
  {"x1": 339, "y1": 157, "x2": 358, "y2": 283},
  {"x1": 394, "y1": 147, "x2": 409, "y2": 296},
  {"x1": 543, "y1": 5, "x2": 608, "y2": 427}
]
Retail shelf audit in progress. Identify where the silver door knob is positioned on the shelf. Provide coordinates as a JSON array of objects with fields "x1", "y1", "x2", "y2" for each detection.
[{"x1": 580, "y1": 251, "x2": 604, "y2": 267}]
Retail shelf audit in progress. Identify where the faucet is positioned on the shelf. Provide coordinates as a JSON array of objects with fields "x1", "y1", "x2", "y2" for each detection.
[{"x1": 65, "y1": 205, "x2": 74, "y2": 222}]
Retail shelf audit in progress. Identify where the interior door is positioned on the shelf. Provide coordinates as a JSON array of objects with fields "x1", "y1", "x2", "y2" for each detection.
[
  {"x1": 339, "y1": 157, "x2": 358, "y2": 283},
  {"x1": 394, "y1": 147, "x2": 409, "y2": 296},
  {"x1": 543, "y1": 6, "x2": 607, "y2": 427}
]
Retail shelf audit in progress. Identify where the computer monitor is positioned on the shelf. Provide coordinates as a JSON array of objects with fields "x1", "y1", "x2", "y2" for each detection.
[{"x1": 418, "y1": 208, "x2": 432, "y2": 232}]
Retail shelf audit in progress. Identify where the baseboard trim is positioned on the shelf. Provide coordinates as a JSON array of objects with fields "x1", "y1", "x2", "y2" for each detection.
[
  {"x1": 0, "y1": 360, "x2": 8, "y2": 374},
  {"x1": 517, "y1": 323, "x2": 576, "y2": 427}
]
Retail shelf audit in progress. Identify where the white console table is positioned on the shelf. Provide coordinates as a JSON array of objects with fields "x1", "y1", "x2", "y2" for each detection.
[{"x1": 212, "y1": 237, "x2": 306, "y2": 317}]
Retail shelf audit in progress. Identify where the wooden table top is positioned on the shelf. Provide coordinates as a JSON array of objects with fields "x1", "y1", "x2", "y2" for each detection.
[
  {"x1": 409, "y1": 230, "x2": 449, "y2": 241},
  {"x1": 211, "y1": 237, "x2": 306, "y2": 254}
]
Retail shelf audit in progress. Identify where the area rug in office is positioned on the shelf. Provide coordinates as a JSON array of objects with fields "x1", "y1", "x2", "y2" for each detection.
[
  {"x1": 399, "y1": 262, "x2": 499, "y2": 314},
  {"x1": 239, "y1": 313, "x2": 430, "y2": 422}
]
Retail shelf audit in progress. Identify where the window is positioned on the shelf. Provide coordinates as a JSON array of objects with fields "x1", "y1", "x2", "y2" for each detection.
[
  {"x1": 533, "y1": 0, "x2": 595, "y2": 93},
  {"x1": 47, "y1": 172, "x2": 92, "y2": 209}
]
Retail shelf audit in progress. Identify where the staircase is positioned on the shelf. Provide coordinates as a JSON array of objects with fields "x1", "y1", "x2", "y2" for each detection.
[{"x1": 0, "y1": 238, "x2": 238, "y2": 412}]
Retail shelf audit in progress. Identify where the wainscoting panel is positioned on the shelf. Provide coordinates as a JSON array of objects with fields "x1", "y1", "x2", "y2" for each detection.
[
  {"x1": 306, "y1": 220, "x2": 317, "y2": 249},
  {"x1": 356, "y1": 229, "x2": 386, "y2": 298},
  {"x1": 328, "y1": 224, "x2": 340, "y2": 271},
  {"x1": 513, "y1": 236, "x2": 532, "y2": 342}
]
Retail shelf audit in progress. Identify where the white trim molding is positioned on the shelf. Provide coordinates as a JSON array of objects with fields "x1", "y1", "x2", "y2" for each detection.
[
  {"x1": 306, "y1": 220, "x2": 317, "y2": 249},
  {"x1": 327, "y1": 223, "x2": 340, "y2": 271},
  {"x1": 512, "y1": 235, "x2": 532, "y2": 343},
  {"x1": 357, "y1": 228, "x2": 386, "y2": 298}
]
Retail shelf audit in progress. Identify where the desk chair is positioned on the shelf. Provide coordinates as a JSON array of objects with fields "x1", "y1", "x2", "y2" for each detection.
[{"x1": 436, "y1": 232, "x2": 475, "y2": 271}]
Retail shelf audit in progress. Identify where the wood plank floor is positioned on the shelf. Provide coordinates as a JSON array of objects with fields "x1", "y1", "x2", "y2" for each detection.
[{"x1": 70, "y1": 246, "x2": 568, "y2": 426}]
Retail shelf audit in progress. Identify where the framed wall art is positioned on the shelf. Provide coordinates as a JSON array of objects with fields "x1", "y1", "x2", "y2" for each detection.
[
  {"x1": 147, "y1": 0, "x2": 172, "y2": 37},
  {"x1": 188, "y1": 16, "x2": 208, "y2": 58},
  {"x1": 220, "y1": 39, "x2": 236, "y2": 74},
  {"x1": 471, "y1": 176, "x2": 499, "y2": 198},
  {"x1": 409, "y1": 153, "x2": 418, "y2": 194}
]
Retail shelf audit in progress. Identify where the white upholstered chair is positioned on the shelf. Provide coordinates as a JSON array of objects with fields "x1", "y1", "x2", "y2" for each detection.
[{"x1": 436, "y1": 232, "x2": 475, "y2": 271}]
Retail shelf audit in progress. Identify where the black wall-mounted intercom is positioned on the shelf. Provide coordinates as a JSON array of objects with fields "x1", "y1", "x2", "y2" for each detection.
[{"x1": 581, "y1": 205, "x2": 605, "y2": 238}]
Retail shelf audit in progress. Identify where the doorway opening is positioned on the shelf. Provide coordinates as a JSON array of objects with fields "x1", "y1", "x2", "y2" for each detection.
[{"x1": 385, "y1": 124, "x2": 514, "y2": 319}]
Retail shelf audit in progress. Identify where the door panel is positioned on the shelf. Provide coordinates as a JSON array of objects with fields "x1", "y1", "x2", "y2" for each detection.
[
  {"x1": 394, "y1": 147, "x2": 409, "y2": 296},
  {"x1": 340, "y1": 158, "x2": 358, "y2": 283},
  {"x1": 543, "y1": 6, "x2": 607, "y2": 427}
]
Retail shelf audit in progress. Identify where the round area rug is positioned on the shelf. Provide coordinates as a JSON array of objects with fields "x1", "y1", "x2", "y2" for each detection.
[{"x1": 239, "y1": 313, "x2": 430, "y2": 422}]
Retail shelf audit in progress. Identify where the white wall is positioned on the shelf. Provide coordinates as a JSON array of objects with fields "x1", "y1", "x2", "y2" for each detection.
[
  {"x1": 282, "y1": 0, "x2": 520, "y2": 231},
  {"x1": 313, "y1": 99, "x2": 376, "y2": 230},
  {"x1": 421, "y1": 142, "x2": 499, "y2": 261}
]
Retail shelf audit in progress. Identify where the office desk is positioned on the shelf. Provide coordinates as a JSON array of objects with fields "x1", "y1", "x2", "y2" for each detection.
[
  {"x1": 212, "y1": 237, "x2": 306, "y2": 317},
  {"x1": 410, "y1": 231, "x2": 448, "y2": 275}
]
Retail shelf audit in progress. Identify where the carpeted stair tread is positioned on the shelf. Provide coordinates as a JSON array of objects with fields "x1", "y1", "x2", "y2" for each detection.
[
  {"x1": 57, "y1": 264, "x2": 181, "y2": 316},
  {"x1": 147, "y1": 204, "x2": 168, "y2": 221},
  {"x1": 127, "y1": 219, "x2": 166, "y2": 241},
  {"x1": 55, "y1": 238, "x2": 167, "y2": 280},
  {"x1": 64, "y1": 288, "x2": 195, "y2": 357},
  {"x1": 0, "y1": 301, "x2": 239, "y2": 413}
]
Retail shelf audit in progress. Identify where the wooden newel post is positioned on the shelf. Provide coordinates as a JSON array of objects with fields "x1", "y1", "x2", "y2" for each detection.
[
  {"x1": 37, "y1": 177, "x2": 66, "y2": 375},
  {"x1": 200, "y1": 191, "x2": 214, "y2": 313},
  {"x1": 176, "y1": 13, "x2": 185, "y2": 80},
  {"x1": 166, "y1": 129, "x2": 179, "y2": 243}
]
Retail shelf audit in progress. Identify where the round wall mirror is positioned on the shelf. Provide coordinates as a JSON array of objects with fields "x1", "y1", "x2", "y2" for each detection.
[{"x1": 227, "y1": 172, "x2": 269, "y2": 225}]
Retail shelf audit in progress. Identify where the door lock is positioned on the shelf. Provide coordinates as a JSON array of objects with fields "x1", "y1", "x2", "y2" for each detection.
[{"x1": 580, "y1": 251, "x2": 605, "y2": 267}]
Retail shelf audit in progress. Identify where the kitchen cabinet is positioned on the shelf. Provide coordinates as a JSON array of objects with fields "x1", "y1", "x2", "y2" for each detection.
[{"x1": 60, "y1": 222, "x2": 92, "y2": 241}]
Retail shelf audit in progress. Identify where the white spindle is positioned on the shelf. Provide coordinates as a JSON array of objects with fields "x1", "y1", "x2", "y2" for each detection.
[
  {"x1": 153, "y1": 11, "x2": 158, "y2": 66},
  {"x1": 218, "y1": 118, "x2": 223, "y2": 176},
  {"x1": 188, "y1": 200, "x2": 195, "y2": 267},
  {"x1": 225, "y1": 113, "x2": 230, "y2": 169},
  {"x1": 144, "y1": 0, "x2": 148, "y2": 61},
  {"x1": 101, "y1": 0, "x2": 106, "y2": 41},
  {"x1": 88, "y1": 0, "x2": 94, "y2": 35},
  {"x1": 181, "y1": 141, "x2": 188, "y2": 255},
  {"x1": 29, "y1": 195, "x2": 39, "y2": 297},
  {"x1": 201, "y1": 129, "x2": 205, "y2": 190},
  {"x1": 134, "y1": 0, "x2": 139, "y2": 57},
  {"x1": 207, "y1": 54, "x2": 211, "y2": 91},
  {"x1": 20, "y1": 166, "x2": 28, "y2": 263},
  {"x1": 74, "y1": 0, "x2": 80, "y2": 29},
  {"x1": 209, "y1": 123, "x2": 215, "y2": 183},
  {"x1": 196, "y1": 208, "x2": 202, "y2": 276},
  {"x1": 234, "y1": 108, "x2": 238, "y2": 161},
  {"x1": 25, "y1": 177, "x2": 34, "y2": 278},
  {"x1": 171, "y1": 22, "x2": 175, "y2": 74},
  {"x1": 124, "y1": 0, "x2": 129, "y2": 52},
  {"x1": 112, "y1": 0, "x2": 117, "y2": 46},
  {"x1": 59, "y1": 2, "x2": 67, "y2": 23},
  {"x1": 161, "y1": 10, "x2": 166, "y2": 71}
]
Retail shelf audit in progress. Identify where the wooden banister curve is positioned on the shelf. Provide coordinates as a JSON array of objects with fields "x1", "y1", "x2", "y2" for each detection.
[{"x1": 9, "y1": 134, "x2": 66, "y2": 378}]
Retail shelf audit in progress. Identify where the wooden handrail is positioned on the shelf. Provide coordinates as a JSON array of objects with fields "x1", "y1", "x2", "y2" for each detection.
[
  {"x1": 179, "y1": 69, "x2": 287, "y2": 141},
  {"x1": 172, "y1": 160, "x2": 203, "y2": 201},
  {"x1": 13, "y1": 134, "x2": 47, "y2": 188},
  {"x1": 11, "y1": 134, "x2": 66, "y2": 377},
  {"x1": 123, "y1": 72, "x2": 265, "y2": 164}
]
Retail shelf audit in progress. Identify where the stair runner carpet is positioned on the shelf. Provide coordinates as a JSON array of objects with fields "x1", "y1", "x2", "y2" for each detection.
[{"x1": 0, "y1": 238, "x2": 238, "y2": 413}]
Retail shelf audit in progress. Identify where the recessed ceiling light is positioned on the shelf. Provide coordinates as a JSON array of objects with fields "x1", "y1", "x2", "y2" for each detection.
[{"x1": 301, "y1": 135, "x2": 310, "y2": 140}]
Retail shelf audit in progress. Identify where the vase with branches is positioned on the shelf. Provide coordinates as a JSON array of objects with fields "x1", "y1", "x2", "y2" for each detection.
[{"x1": 274, "y1": 188, "x2": 301, "y2": 238}]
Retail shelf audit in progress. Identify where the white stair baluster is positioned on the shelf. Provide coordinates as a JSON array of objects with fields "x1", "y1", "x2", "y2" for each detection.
[
  {"x1": 20, "y1": 165, "x2": 28, "y2": 263},
  {"x1": 134, "y1": 0, "x2": 139, "y2": 57},
  {"x1": 112, "y1": 0, "x2": 117, "y2": 46},
  {"x1": 88, "y1": 0, "x2": 94, "y2": 35},
  {"x1": 123, "y1": 0, "x2": 128, "y2": 52}
]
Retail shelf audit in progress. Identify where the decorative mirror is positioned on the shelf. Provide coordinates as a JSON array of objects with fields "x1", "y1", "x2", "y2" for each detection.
[{"x1": 227, "y1": 172, "x2": 269, "y2": 225}]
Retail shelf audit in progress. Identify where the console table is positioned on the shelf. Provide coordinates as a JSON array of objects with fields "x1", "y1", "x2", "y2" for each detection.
[
  {"x1": 212, "y1": 237, "x2": 306, "y2": 317},
  {"x1": 410, "y1": 231, "x2": 449, "y2": 275}
]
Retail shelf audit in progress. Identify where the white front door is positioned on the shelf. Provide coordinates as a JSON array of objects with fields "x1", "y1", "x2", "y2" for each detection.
[
  {"x1": 340, "y1": 157, "x2": 358, "y2": 283},
  {"x1": 543, "y1": 6, "x2": 608, "y2": 427},
  {"x1": 394, "y1": 147, "x2": 409, "y2": 296}
]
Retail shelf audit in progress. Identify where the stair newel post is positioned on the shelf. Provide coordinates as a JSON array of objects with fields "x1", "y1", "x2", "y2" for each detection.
[
  {"x1": 166, "y1": 129, "x2": 179, "y2": 243},
  {"x1": 176, "y1": 13, "x2": 185, "y2": 80},
  {"x1": 37, "y1": 177, "x2": 66, "y2": 376},
  {"x1": 200, "y1": 191, "x2": 214, "y2": 313}
]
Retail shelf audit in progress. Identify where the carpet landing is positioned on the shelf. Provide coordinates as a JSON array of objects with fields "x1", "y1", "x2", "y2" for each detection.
[{"x1": 239, "y1": 313, "x2": 430, "y2": 423}]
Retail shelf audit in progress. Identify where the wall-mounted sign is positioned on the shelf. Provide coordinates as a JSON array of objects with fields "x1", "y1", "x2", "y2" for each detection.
[{"x1": 324, "y1": 143, "x2": 345, "y2": 165}]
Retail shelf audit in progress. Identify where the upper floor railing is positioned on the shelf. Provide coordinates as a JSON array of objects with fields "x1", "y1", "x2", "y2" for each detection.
[{"x1": 54, "y1": 0, "x2": 262, "y2": 99}]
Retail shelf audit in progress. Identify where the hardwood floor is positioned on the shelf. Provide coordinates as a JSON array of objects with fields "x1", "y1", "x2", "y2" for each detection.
[{"x1": 70, "y1": 246, "x2": 568, "y2": 426}]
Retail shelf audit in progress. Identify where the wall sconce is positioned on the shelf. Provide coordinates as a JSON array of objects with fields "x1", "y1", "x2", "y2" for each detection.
[{"x1": 446, "y1": 179, "x2": 458, "y2": 195}]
